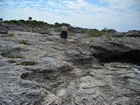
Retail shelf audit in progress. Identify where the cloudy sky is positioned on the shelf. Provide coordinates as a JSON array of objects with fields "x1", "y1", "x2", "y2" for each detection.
[{"x1": 0, "y1": 0, "x2": 140, "y2": 32}]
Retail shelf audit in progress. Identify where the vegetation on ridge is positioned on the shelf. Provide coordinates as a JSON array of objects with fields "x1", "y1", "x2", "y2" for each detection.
[{"x1": 1, "y1": 19, "x2": 117, "y2": 37}]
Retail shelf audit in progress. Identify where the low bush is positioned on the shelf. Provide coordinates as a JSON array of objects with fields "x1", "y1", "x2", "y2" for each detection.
[
  {"x1": 8, "y1": 33, "x2": 14, "y2": 37},
  {"x1": 20, "y1": 40, "x2": 31, "y2": 45},
  {"x1": 88, "y1": 30, "x2": 103, "y2": 38}
]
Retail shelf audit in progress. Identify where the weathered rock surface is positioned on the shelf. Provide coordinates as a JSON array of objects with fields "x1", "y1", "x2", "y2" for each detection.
[
  {"x1": 89, "y1": 36, "x2": 140, "y2": 65},
  {"x1": 112, "y1": 32, "x2": 126, "y2": 37},
  {"x1": 75, "y1": 63, "x2": 140, "y2": 105},
  {"x1": 126, "y1": 30, "x2": 140, "y2": 37},
  {"x1": 0, "y1": 25, "x2": 8, "y2": 34},
  {"x1": 0, "y1": 30, "x2": 140, "y2": 105}
]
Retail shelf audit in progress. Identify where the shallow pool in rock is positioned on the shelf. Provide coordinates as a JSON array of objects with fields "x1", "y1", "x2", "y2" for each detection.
[{"x1": 42, "y1": 56, "x2": 54, "y2": 61}]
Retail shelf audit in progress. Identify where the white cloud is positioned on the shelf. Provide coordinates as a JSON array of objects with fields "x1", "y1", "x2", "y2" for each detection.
[{"x1": 0, "y1": 0, "x2": 140, "y2": 31}]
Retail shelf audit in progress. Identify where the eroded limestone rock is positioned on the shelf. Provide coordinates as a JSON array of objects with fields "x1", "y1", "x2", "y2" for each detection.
[{"x1": 0, "y1": 30, "x2": 140, "y2": 105}]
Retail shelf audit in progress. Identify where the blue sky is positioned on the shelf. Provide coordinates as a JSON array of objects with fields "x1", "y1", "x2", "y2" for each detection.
[{"x1": 0, "y1": 0, "x2": 140, "y2": 32}]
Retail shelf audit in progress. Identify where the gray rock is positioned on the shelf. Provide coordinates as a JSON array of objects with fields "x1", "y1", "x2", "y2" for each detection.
[
  {"x1": 126, "y1": 30, "x2": 140, "y2": 37},
  {"x1": 89, "y1": 38, "x2": 140, "y2": 63},
  {"x1": 0, "y1": 25, "x2": 8, "y2": 34},
  {"x1": 57, "y1": 82, "x2": 77, "y2": 105},
  {"x1": 74, "y1": 63, "x2": 140, "y2": 105},
  {"x1": 0, "y1": 64, "x2": 42, "y2": 105},
  {"x1": 0, "y1": 30, "x2": 140, "y2": 105},
  {"x1": 23, "y1": 61, "x2": 72, "y2": 79},
  {"x1": 65, "y1": 48, "x2": 94, "y2": 64},
  {"x1": 71, "y1": 27, "x2": 83, "y2": 33},
  {"x1": 75, "y1": 33, "x2": 88, "y2": 38},
  {"x1": 112, "y1": 32, "x2": 126, "y2": 37},
  {"x1": 8, "y1": 25, "x2": 26, "y2": 31},
  {"x1": 132, "y1": 65, "x2": 140, "y2": 76},
  {"x1": 57, "y1": 82, "x2": 77, "y2": 97},
  {"x1": 39, "y1": 29, "x2": 54, "y2": 35},
  {"x1": 90, "y1": 42, "x2": 131, "y2": 60},
  {"x1": 0, "y1": 59, "x2": 6, "y2": 66}
]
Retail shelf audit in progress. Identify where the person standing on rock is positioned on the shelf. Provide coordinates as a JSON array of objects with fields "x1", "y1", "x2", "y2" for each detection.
[{"x1": 60, "y1": 25, "x2": 68, "y2": 44}]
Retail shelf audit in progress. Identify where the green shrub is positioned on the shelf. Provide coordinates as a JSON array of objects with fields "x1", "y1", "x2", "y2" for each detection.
[
  {"x1": 16, "y1": 47, "x2": 21, "y2": 51},
  {"x1": 8, "y1": 33, "x2": 14, "y2": 37},
  {"x1": 18, "y1": 34, "x2": 22, "y2": 36},
  {"x1": 88, "y1": 29, "x2": 103, "y2": 38},
  {"x1": 108, "y1": 37, "x2": 112, "y2": 41},
  {"x1": 20, "y1": 40, "x2": 31, "y2": 45}
]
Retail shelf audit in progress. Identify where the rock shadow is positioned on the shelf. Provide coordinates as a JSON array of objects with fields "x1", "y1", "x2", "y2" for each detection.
[{"x1": 101, "y1": 50, "x2": 140, "y2": 66}]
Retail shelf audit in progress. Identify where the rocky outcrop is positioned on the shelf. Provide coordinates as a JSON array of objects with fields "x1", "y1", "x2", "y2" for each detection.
[
  {"x1": 89, "y1": 36, "x2": 140, "y2": 65},
  {"x1": 126, "y1": 30, "x2": 140, "y2": 37},
  {"x1": 0, "y1": 30, "x2": 140, "y2": 105},
  {"x1": 112, "y1": 32, "x2": 126, "y2": 37},
  {"x1": 113, "y1": 30, "x2": 140, "y2": 37}
]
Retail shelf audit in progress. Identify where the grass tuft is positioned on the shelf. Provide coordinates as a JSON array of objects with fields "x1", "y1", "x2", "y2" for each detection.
[
  {"x1": 17, "y1": 61, "x2": 37, "y2": 66},
  {"x1": 8, "y1": 33, "x2": 14, "y2": 37},
  {"x1": 20, "y1": 40, "x2": 31, "y2": 45}
]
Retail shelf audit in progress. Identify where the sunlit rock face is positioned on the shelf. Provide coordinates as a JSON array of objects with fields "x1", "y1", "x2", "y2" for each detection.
[{"x1": 0, "y1": 29, "x2": 140, "y2": 105}]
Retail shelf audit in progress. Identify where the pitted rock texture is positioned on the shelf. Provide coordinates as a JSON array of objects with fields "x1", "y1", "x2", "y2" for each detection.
[{"x1": 0, "y1": 30, "x2": 140, "y2": 105}]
